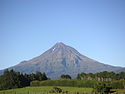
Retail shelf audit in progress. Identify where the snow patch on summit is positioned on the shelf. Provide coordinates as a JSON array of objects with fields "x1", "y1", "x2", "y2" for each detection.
[{"x1": 52, "y1": 48, "x2": 56, "y2": 51}]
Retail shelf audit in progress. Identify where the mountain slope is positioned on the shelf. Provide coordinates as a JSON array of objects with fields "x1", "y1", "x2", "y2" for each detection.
[{"x1": 0, "y1": 42, "x2": 124, "y2": 79}]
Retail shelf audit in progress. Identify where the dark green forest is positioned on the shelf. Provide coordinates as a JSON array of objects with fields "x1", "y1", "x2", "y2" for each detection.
[
  {"x1": 0, "y1": 70, "x2": 125, "y2": 91},
  {"x1": 0, "y1": 69, "x2": 48, "y2": 90}
]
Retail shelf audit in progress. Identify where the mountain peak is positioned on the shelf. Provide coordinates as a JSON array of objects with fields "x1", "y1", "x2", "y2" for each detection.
[
  {"x1": 52, "y1": 42, "x2": 67, "y2": 50},
  {"x1": 1, "y1": 42, "x2": 124, "y2": 79},
  {"x1": 54, "y1": 42, "x2": 66, "y2": 47}
]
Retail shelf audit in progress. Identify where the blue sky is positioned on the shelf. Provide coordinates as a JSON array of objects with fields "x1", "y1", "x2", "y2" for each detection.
[{"x1": 0, "y1": 0, "x2": 125, "y2": 70}]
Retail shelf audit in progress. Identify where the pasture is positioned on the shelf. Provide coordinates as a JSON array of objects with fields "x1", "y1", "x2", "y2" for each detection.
[
  {"x1": 0, "y1": 86, "x2": 92, "y2": 94},
  {"x1": 0, "y1": 86, "x2": 125, "y2": 94}
]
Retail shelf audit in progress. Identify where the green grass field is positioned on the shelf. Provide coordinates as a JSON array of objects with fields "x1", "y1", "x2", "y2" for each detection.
[
  {"x1": 0, "y1": 86, "x2": 92, "y2": 94},
  {"x1": 0, "y1": 86, "x2": 125, "y2": 94}
]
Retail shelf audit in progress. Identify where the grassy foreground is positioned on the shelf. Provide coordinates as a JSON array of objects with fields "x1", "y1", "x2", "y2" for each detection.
[
  {"x1": 0, "y1": 86, "x2": 125, "y2": 94},
  {"x1": 0, "y1": 86, "x2": 92, "y2": 94}
]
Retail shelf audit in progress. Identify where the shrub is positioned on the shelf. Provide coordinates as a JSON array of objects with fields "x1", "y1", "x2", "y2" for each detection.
[{"x1": 49, "y1": 87, "x2": 62, "y2": 93}]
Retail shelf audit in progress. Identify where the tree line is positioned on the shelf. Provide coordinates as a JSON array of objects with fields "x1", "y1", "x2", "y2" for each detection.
[
  {"x1": 77, "y1": 71, "x2": 125, "y2": 81},
  {"x1": 0, "y1": 69, "x2": 48, "y2": 90},
  {"x1": 31, "y1": 79, "x2": 125, "y2": 89},
  {"x1": 58, "y1": 71, "x2": 125, "y2": 81},
  {"x1": 0, "y1": 70, "x2": 125, "y2": 90},
  {"x1": 31, "y1": 72, "x2": 125, "y2": 89}
]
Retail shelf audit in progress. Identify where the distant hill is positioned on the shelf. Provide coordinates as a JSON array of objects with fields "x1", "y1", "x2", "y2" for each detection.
[{"x1": 0, "y1": 42, "x2": 124, "y2": 79}]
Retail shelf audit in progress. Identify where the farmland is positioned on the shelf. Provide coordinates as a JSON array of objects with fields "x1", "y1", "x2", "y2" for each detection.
[
  {"x1": 0, "y1": 70, "x2": 125, "y2": 94},
  {"x1": 0, "y1": 86, "x2": 92, "y2": 94},
  {"x1": 0, "y1": 86, "x2": 125, "y2": 94}
]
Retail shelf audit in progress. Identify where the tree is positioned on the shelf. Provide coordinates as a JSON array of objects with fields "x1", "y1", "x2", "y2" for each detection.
[
  {"x1": 0, "y1": 69, "x2": 20, "y2": 90},
  {"x1": 49, "y1": 87, "x2": 63, "y2": 93},
  {"x1": 77, "y1": 73, "x2": 87, "y2": 80},
  {"x1": 60, "y1": 74, "x2": 71, "y2": 79},
  {"x1": 93, "y1": 83, "x2": 116, "y2": 94},
  {"x1": 0, "y1": 70, "x2": 48, "y2": 90},
  {"x1": 35, "y1": 72, "x2": 48, "y2": 81}
]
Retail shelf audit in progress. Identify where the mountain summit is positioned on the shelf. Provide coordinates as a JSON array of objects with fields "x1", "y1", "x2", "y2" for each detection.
[{"x1": 0, "y1": 42, "x2": 124, "y2": 79}]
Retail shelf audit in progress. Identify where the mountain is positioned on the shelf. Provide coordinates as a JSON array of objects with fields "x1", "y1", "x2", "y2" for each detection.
[{"x1": 0, "y1": 42, "x2": 124, "y2": 79}]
